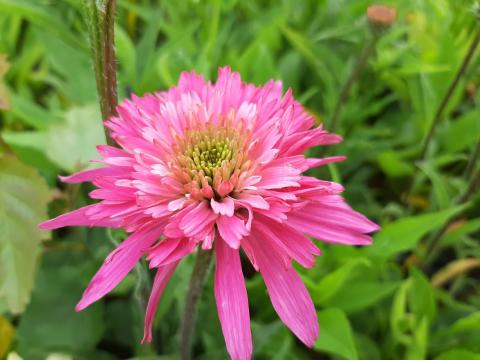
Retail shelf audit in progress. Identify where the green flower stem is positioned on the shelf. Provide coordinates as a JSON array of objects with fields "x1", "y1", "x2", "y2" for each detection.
[
  {"x1": 180, "y1": 249, "x2": 214, "y2": 360},
  {"x1": 327, "y1": 33, "x2": 379, "y2": 133},
  {"x1": 84, "y1": 0, "x2": 118, "y2": 146},
  {"x1": 418, "y1": 29, "x2": 480, "y2": 160},
  {"x1": 406, "y1": 27, "x2": 480, "y2": 210}
]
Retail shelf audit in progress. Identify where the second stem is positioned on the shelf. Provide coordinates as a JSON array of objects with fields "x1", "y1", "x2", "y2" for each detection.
[{"x1": 180, "y1": 249, "x2": 214, "y2": 360}]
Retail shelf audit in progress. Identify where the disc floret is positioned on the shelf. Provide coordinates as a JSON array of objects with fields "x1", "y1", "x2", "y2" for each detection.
[
  {"x1": 185, "y1": 138, "x2": 233, "y2": 177},
  {"x1": 173, "y1": 122, "x2": 250, "y2": 199}
]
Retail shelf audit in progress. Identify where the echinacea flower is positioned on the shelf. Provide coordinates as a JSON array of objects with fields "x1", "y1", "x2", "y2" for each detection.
[{"x1": 40, "y1": 67, "x2": 379, "y2": 360}]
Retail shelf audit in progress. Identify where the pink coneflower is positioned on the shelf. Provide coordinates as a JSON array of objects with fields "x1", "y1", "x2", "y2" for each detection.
[{"x1": 40, "y1": 67, "x2": 379, "y2": 360}]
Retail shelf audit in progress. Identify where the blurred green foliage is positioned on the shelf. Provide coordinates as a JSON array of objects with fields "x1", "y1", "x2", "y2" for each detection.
[{"x1": 0, "y1": 0, "x2": 480, "y2": 359}]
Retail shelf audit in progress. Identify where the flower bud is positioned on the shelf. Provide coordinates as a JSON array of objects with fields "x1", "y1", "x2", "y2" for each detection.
[{"x1": 367, "y1": 5, "x2": 397, "y2": 29}]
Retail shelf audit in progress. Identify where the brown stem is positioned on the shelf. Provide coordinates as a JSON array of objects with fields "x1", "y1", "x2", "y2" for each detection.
[
  {"x1": 84, "y1": 0, "x2": 118, "y2": 146},
  {"x1": 180, "y1": 249, "x2": 214, "y2": 360},
  {"x1": 102, "y1": 0, "x2": 118, "y2": 126}
]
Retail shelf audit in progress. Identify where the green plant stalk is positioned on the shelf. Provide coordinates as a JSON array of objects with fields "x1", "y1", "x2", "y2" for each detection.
[
  {"x1": 406, "y1": 29, "x2": 480, "y2": 210},
  {"x1": 84, "y1": 0, "x2": 118, "y2": 146},
  {"x1": 327, "y1": 33, "x2": 379, "y2": 133},
  {"x1": 180, "y1": 249, "x2": 214, "y2": 360},
  {"x1": 418, "y1": 29, "x2": 480, "y2": 160}
]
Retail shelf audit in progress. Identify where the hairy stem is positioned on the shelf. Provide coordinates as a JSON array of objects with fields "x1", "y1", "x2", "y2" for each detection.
[
  {"x1": 84, "y1": 0, "x2": 118, "y2": 146},
  {"x1": 180, "y1": 250, "x2": 214, "y2": 360},
  {"x1": 419, "y1": 29, "x2": 480, "y2": 160}
]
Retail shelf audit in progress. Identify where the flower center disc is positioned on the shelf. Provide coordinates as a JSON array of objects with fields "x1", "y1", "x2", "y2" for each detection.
[
  {"x1": 171, "y1": 121, "x2": 253, "y2": 199},
  {"x1": 184, "y1": 139, "x2": 233, "y2": 177}
]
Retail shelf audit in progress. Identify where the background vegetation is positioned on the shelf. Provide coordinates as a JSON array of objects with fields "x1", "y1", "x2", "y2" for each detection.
[{"x1": 1, "y1": 0, "x2": 480, "y2": 359}]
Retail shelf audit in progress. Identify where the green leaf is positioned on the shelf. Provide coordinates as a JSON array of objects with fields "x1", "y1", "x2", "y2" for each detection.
[
  {"x1": 390, "y1": 281, "x2": 410, "y2": 344},
  {"x1": 251, "y1": 321, "x2": 293, "y2": 360},
  {"x1": 0, "y1": 0, "x2": 86, "y2": 49},
  {"x1": 406, "y1": 317, "x2": 429, "y2": 360},
  {"x1": 16, "y1": 265, "x2": 105, "y2": 356},
  {"x1": 324, "y1": 281, "x2": 400, "y2": 314},
  {"x1": 280, "y1": 26, "x2": 318, "y2": 69},
  {"x1": 0, "y1": 156, "x2": 50, "y2": 314},
  {"x1": 314, "y1": 308, "x2": 358, "y2": 360},
  {"x1": 435, "y1": 349, "x2": 480, "y2": 360},
  {"x1": 310, "y1": 258, "x2": 370, "y2": 304},
  {"x1": 45, "y1": 105, "x2": 106, "y2": 172},
  {"x1": 417, "y1": 163, "x2": 450, "y2": 210},
  {"x1": 35, "y1": 30, "x2": 96, "y2": 104},
  {"x1": 4, "y1": 103, "x2": 106, "y2": 171},
  {"x1": 450, "y1": 312, "x2": 480, "y2": 334},
  {"x1": 410, "y1": 267, "x2": 436, "y2": 323},
  {"x1": 377, "y1": 151, "x2": 414, "y2": 178},
  {"x1": 1, "y1": 132, "x2": 59, "y2": 185},
  {"x1": 355, "y1": 333, "x2": 381, "y2": 360},
  {"x1": 115, "y1": 25, "x2": 137, "y2": 90},
  {"x1": 440, "y1": 110, "x2": 480, "y2": 153},
  {"x1": 369, "y1": 205, "x2": 469, "y2": 257},
  {"x1": 2, "y1": 131, "x2": 48, "y2": 153},
  {"x1": 5, "y1": 105, "x2": 105, "y2": 171},
  {"x1": 441, "y1": 219, "x2": 480, "y2": 246},
  {"x1": 8, "y1": 93, "x2": 54, "y2": 130},
  {"x1": 391, "y1": 274, "x2": 434, "y2": 359}
]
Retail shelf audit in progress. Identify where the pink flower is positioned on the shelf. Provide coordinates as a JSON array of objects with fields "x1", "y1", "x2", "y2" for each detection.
[{"x1": 40, "y1": 67, "x2": 379, "y2": 360}]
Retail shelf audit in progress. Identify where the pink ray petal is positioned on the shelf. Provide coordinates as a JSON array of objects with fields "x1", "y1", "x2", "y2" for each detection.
[
  {"x1": 179, "y1": 201, "x2": 217, "y2": 237},
  {"x1": 146, "y1": 237, "x2": 181, "y2": 267},
  {"x1": 211, "y1": 196, "x2": 235, "y2": 216},
  {"x1": 234, "y1": 192, "x2": 270, "y2": 210},
  {"x1": 147, "y1": 237, "x2": 196, "y2": 268},
  {"x1": 301, "y1": 202, "x2": 380, "y2": 233},
  {"x1": 76, "y1": 225, "x2": 164, "y2": 311},
  {"x1": 254, "y1": 216, "x2": 320, "y2": 268},
  {"x1": 215, "y1": 238, "x2": 252, "y2": 360},
  {"x1": 59, "y1": 166, "x2": 124, "y2": 183},
  {"x1": 287, "y1": 210, "x2": 374, "y2": 245},
  {"x1": 38, "y1": 205, "x2": 121, "y2": 230},
  {"x1": 244, "y1": 236, "x2": 319, "y2": 346},
  {"x1": 216, "y1": 215, "x2": 249, "y2": 249},
  {"x1": 142, "y1": 261, "x2": 179, "y2": 343}
]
